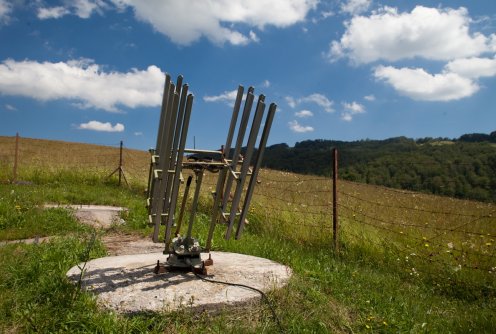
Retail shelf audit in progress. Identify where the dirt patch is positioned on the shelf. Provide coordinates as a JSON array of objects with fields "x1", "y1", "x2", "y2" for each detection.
[{"x1": 102, "y1": 233, "x2": 164, "y2": 256}]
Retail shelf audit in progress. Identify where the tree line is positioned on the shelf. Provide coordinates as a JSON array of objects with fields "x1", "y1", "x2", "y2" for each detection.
[{"x1": 261, "y1": 131, "x2": 496, "y2": 202}]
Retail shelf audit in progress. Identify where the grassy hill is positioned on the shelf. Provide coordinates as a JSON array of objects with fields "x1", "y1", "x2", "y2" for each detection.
[{"x1": 0, "y1": 136, "x2": 495, "y2": 333}]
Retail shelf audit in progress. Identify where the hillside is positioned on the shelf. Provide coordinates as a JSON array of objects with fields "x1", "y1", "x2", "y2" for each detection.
[
  {"x1": 0, "y1": 136, "x2": 495, "y2": 332},
  {"x1": 262, "y1": 132, "x2": 496, "y2": 202}
]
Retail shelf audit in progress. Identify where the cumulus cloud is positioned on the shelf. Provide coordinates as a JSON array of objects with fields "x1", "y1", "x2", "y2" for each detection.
[
  {"x1": 0, "y1": 59, "x2": 165, "y2": 112},
  {"x1": 328, "y1": 6, "x2": 495, "y2": 64},
  {"x1": 288, "y1": 120, "x2": 314, "y2": 133},
  {"x1": 341, "y1": 0, "x2": 371, "y2": 16},
  {"x1": 295, "y1": 109, "x2": 313, "y2": 118},
  {"x1": 445, "y1": 56, "x2": 496, "y2": 79},
  {"x1": 374, "y1": 65, "x2": 479, "y2": 101},
  {"x1": 364, "y1": 94, "x2": 375, "y2": 101},
  {"x1": 78, "y1": 120, "x2": 124, "y2": 132},
  {"x1": 341, "y1": 101, "x2": 365, "y2": 121},
  {"x1": 203, "y1": 89, "x2": 238, "y2": 104},
  {"x1": 106, "y1": 0, "x2": 318, "y2": 45},
  {"x1": 0, "y1": 0, "x2": 12, "y2": 24},
  {"x1": 286, "y1": 93, "x2": 334, "y2": 112}
]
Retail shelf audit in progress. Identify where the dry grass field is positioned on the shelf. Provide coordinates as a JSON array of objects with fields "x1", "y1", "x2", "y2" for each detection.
[{"x1": 1, "y1": 135, "x2": 495, "y2": 332}]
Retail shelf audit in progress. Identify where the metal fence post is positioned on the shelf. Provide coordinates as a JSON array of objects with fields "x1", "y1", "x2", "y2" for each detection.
[
  {"x1": 118, "y1": 140, "x2": 123, "y2": 186},
  {"x1": 332, "y1": 148, "x2": 339, "y2": 252},
  {"x1": 13, "y1": 132, "x2": 19, "y2": 183}
]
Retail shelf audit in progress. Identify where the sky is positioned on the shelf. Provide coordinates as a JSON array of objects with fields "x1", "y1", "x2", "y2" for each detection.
[{"x1": 0, "y1": 0, "x2": 495, "y2": 150}]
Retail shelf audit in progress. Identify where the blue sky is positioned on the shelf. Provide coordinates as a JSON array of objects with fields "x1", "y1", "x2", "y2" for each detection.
[{"x1": 0, "y1": 0, "x2": 495, "y2": 150}]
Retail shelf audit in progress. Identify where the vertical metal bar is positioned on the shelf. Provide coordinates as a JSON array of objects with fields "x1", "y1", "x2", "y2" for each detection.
[
  {"x1": 175, "y1": 175, "x2": 193, "y2": 236},
  {"x1": 224, "y1": 85, "x2": 244, "y2": 155},
  {"x1": 165, "y1": 93, "x2": 194, "y2": 248},
  {"x1": 225, "y1": 95, "x2": 265, "y2": 240},
  {"x1": 333, "y1": 148, "x2": 339, "y2": 252},
  {"x1": 186, "y1": 170, "x2": 203, "y2": 240},
  {"x1": 222, "y1": 88, "x2": 255, "y2": 211},
  {"x1": 235, "y1": 103, "x2": 277, "y2": 239},
  {"x1": 148, "y1": 75, "x2": 171, "y2": 212},
  {"x1": 205, "y1": 87, "x2": 244, "y2": 251},
  {"x1": 156, "y1": 75, "x2": 171, "y2": 152},
  {"x1": 13, "y1": 132, "x2": 19, "y2": 183},
  {"x1": 118, "y1": 140, "x2": 123, "y2": 186},
  {"x1": 151, "y1": 84, "x2": 177, "y2": 242}
]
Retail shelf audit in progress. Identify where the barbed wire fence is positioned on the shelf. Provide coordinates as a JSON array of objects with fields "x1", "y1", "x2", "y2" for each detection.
[
  {"x1": 1, "y1": 136, "x2": 495, "y2": 288},
  {"x1": 0, "y1": 134, "x2": 149, "y2": 186}
]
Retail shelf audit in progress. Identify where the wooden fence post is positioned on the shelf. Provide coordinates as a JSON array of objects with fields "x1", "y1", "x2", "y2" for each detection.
[{"x1": 332, "y1": 148, "x2": 339, "y2": 252}]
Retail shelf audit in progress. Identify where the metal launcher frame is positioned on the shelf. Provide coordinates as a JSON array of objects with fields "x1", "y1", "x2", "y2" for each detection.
[{"x1": 146, "y1": 74, "x2": 276, "y2": 269}]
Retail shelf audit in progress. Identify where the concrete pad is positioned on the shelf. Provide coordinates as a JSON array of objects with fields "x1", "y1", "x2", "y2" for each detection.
[
  {"x1": 44, "y1": 204, "x2": 126, "y2": 229},
  {"x1": 67, "y1": 251, "x2": 292, "y2": 313}
]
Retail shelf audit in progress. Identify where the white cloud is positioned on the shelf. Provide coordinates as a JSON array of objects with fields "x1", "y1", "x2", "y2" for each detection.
[
  {"x1": 134, "y1": 131, "x2": 143, "y2": 136},
  {"x1": 37, "y1": 0, "x2": 107, "y2": 20},
  {"x1": 0, "y1": 0, "x2": 12, "y2": 24},
  {"x1": 249, "y1": 30, "x2": 260, "y2": 43},
  {"x1": 37, "y1": 6, "x2": 70, "y2": 19},
  {"x1": 341, "y1": 0, "x2": 371, "y2": 16},
  {"x1": 78, "y1": 120, "x2": 124, "y2": 132},
  {"x1": 364, "y1": 94, "x2": 375, "y2": 101},
  {"x1": 374, "y1": 65, "x2": 479, "y2": 101},
  {"x1": 328, "y1": 6, "x2": 495, "y2": 64},
  {"x1": 285, "y1": 96, "x2": 297, "y2": 108},
  {"x1": 341, "y1": 101, "x2": 365, "y2": 121},
  {"x1": 262, "y1": 79, "x2": 270, "y2": 88},
  {"x1": 445, "y1": 57, "x2": 496, "y2": 79},
  {"x1": 4, "y1": 104, "x2": 16, "y2": 111},
  {"x1": 203, "y1": 89, "x2": 238, "y2": 104},
  {"x1": 287, "y1": 93, "x2": 334, "y2": 112},
  {"x1": 109, "y1": 0, "x2": 318, "y2": 45},
  {"x1": 343, "y1": 101, "x2": 365, "y2": 113},
  {"x1": 295, "y1": 109, "x2": 313, "y2": 118},
  {"x1": 299, "y1": 93, "x2": 334, "y2": 112},
  {"x1": 0, "y1": 59, "x2": 165, "y2": 112},
  {"x1": 73, "y1": 0, "x2": 107, "y2": 19},
  {"x1": 288, "y1": 120, "x2": 314, "y2": 133}
]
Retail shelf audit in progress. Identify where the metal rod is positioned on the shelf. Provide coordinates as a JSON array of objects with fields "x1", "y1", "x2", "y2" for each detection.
[
  {"x1": 225, "y1": 95, "x2": 265, "y2": 240},
  {"x1": 156, "y1": 74, "x2": 171, "y2": 153},
  {"x1": 175, "y1": 175, "x2": 193, "y2": 236},
  {"x1": 152, "y1": 84, "x2": 177, "y2": 242},
  {"x1": 165, "y1": 93, "x2": 194, "y2": 248},
  {"x1": 186, "y1": 170, "x2": 204, "y2": 240},
  {"x1": 149, "y1": 75, "x2": 172, "y2": 213},
  {"x1": 235, "y1": 103, "x2": 277, "y2": 239},
  {"x1": 224, "y1": 85, "x2": 244, "y2": 155},
  {"x1": 161, "y1": 84, "x2": 185, "y2": 219},
  {"x1": 222, "y1": 88, "x2": 255, "y2": 211},
  {"x1": 118, "y1": 140, "x2": 123, "y2": 186},
  {"x1": 13, "y1": 132, "x2": 19, "y2": 183},
  {"x1": 333, "y1": 148, "x2": 339, "y2": 252}
]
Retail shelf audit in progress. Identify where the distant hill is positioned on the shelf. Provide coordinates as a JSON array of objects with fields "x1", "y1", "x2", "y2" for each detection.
[{"x1": 262, "y1": 132, "x2": 496, "y2": 202}]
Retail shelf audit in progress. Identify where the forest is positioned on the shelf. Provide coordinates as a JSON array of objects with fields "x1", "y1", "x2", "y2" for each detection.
[{"x1": 261, "y1": 131, "x2": 496, "y2": 202}]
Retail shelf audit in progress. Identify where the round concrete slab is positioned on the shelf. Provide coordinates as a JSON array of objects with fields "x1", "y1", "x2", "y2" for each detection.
[{"x1": 67, "y1": 251, "x2": 292, "y2": 313}]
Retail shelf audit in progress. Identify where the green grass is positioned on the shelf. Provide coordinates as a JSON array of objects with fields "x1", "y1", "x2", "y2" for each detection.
[{"x1": 0, "y1": 138, "x2": 495, "y2": 333}]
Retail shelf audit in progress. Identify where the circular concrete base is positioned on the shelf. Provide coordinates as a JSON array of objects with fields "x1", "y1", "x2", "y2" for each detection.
[{"x1": 67, "y1": 252, "x2": 292, "y2": 313}]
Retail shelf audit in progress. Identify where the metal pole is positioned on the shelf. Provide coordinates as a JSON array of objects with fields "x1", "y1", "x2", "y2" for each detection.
[
  {"x1": 118, "y1": 140, "x2": 123, "y2": 186},
  {"x1": 13, "y1": 132, "x2": 19, "y2": 183},
  {"x1": 332, "y1": 148, "x2": 339, "y2": 252}
]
